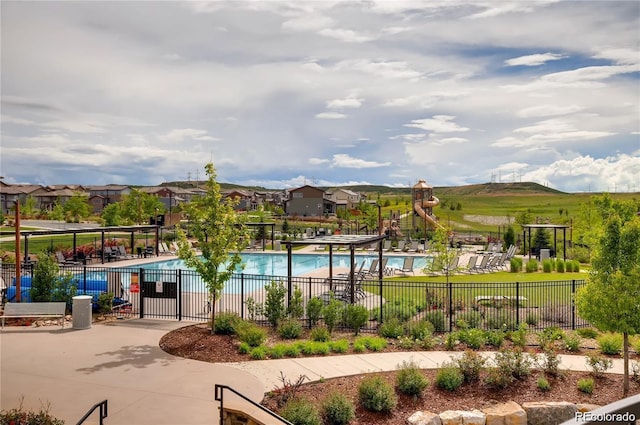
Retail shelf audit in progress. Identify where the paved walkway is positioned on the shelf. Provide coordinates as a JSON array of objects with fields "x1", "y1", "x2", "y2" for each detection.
[{"x1": 0, "y1": 319, "x2": 628, "y2": 425}]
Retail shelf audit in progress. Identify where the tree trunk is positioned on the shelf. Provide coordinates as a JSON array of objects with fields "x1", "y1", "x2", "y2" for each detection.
[
  {"x1": 209, "y1": 293, "x2": 217, "y2": 335},
  {"x1": 623, "y1": 332, "x2": 629, "y2": 396}
]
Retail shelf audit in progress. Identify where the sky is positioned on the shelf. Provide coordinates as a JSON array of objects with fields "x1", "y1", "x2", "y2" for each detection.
[{"x1": 1, "y1": 1, "x2": 639, "y2": 193}]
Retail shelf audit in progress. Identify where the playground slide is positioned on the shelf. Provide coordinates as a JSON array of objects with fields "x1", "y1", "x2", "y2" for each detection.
[{"x1": 414, "y1": 196, "x2": 442, "y2": 229}]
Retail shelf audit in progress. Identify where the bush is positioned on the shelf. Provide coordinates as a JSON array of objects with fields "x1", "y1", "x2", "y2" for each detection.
[
  {"x1": 378, "y1": 317, "x2": 405, "y2": 338},
  {"x1": 538, "y1": 348, "x2": 562, "y2": 377},
  {"x1": 323, "y1": 296, "x2": 344, "y2": 334},
  {"x1": 484, "y1": 367, "x2": 515, "y2": 389},
  {"x1": 556, "y1": 259, "x2": 565, "y2": 273},
  {"x1": 486, "y1": 311, "x2": 517, "y2": 332},
  {"x1": 538, "y1": 326, "x2": 565, "y2": 349},
  {"x1": 214, "y1": 312, "x2": 241, "y2": 335},
  {"x1": 407, "y1": 320, "x2": 434, "y2": 340},
  {"x1": 396, "y1": 360, "x2": 429, "y2": 396},
  {"x1": 0, "y1": 403, "x2": 65, "y2": 425},
  {"x1": 264, "y1": 280, "x2": 287, "y2": 327},
  {"x1": 563, "y1": 334, "x2": 582, "y2": 352},
  {"x1": 280, "y1": 397, "x2": 322, "y2": 425},
  {"x1": 537, "y1": 376, "x2": 551, "y2": 391},
  {"x1": 510, "y1": 257, "x2": 523, "y2": 272},
  {"x1": 576, "y1": 328, "x2": 599, "y2": 339},
  {"x1": 564, "y1": 260, "x2": 574, "y2": 272},
  {"x1": 586, "y1": 354, "x2": 613, "y2": 377},
  {"x1": 344, "y1": 304, "x2": 369, "y2": 335},
  {"x1": 306, "y1": 297, "x2": 324, "y2": 327},
  {"x1": 485, "y1": 330, "x2": 505, "y2": 348},
  {"x1": 284, "y1": 344, "x2": 301, "y2": 357},
  {"x1": 423, "y1": 310, "x2": 446, "y2": 332},
  {"x1": 97, "y1": 291, "x2": 114, "y2": 314},
  {"x1": 455, "y1": 310, "x2": 483, "y2": 329},
  {"x1": 526, "y1": 259, "x2": 539, "y2": 273},
  {"x1": 298, "y1": 341, "x2": 330, "y2": 356},
  {"x1": 508, "y1": 324, "x2": 528, "y2": 347},
  {"x1": 269, "y1": 344, "x2": 288, "y2": 359},
  {"x1": 278, "y1": 319, "x2": 303, "y2": 339},
  {"x1": 458, "y1": 328, "x2": 486, "y2": 349},
  {"x1": 570, "y1": 260, "x2": 580, "y2": 272},
  {"x1": 435, "y1": 363, "x2": 464, "y2": 391},
  {"x1": 542, "y1": 259, "x2": 553, "y2": 273},
  {"x1": 356, "y1": 336, "x2": 387, "y2": 352},
  {"x1": 577, "y1": 377, "x2": 594, "y2": 394},
  {"x1": 238, "y1": 342, "x2": 251, "y2": 354},
  {"x1": 250, "y1": 346, "x2": 268, "y2": 360},
  {"x1": 288, "y1": 285, "x2": 305, "y2": 319},
  {"x1": 597, "y1": 333, "x2": 623, "y2": 355},
  {"x1": 236, "y1": 321, "x2": 267, "y2": 347},
  {"x1": 454, "y1": 350, "x2": 486, "y2": 383},
  {"x1": 493, "y1": 348, "x2": 531, "y2": 380},
  {"x1": 329, "y1": 339, "x2": 349, "y2": 354},
  {"x1": 310, "y1": 326, "x2": 331, "y2": 342},
  {"x1": 321, "y1": 392, "x2": 355, "y2": 425},
  {"x1": 358, "y1": 376, "x2": 397, "y2": 412}
]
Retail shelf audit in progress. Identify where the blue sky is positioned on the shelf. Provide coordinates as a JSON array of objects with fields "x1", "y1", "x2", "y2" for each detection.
[{"x1": 1, "y1": 1, "x2": 639, "y2": 192}]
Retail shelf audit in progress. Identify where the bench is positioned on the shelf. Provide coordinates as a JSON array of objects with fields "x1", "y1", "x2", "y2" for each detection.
[
  {"x1": 474, "y1": 295, "x2": 527, "y2": 306},
  {"x1": 1, "y1": 302, "x2": 67, "y2": 328}
]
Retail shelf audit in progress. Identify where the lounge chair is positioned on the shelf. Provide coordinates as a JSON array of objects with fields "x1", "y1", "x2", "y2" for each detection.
[
  {"x1": 406, "y1": 241, "x2": 419, "y2": 253},
  {"x1": 55, "y1": 251, "x2": 80, "y2": 265},
  {"x1": 461, "y1": 255, "x2": 477, "y2": 274},
  {"x1": 393, "y1": 240, "x2": 406, "y2": 252},
  {"x1": 117, "y1": 245, "x2": 135, "y2": 259},
  {"x1": 381, "y1": 240, "x2": 392, "y2": 252},
  {"x1": 395, "y1": 256, "x2": 415, "y2": 275},
  {"x1": 362, "y1": 259, "x2": 379, "y2": 279},
  {"x1": 471, "y1": 254, "x2": 491, "y2": 273}
]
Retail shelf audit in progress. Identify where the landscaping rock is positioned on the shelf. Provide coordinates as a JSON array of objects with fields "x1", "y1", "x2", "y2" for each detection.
[
  {"x1": 575, "y1": 403, "x2": 601, "y2": 413},
  {"x1": 439, "y1": 409, "x2": 486, "y2": 425},
  {"x1": 408, "y1": 411, "x2": 443, "y2": 425},
  {"x1": 483, "y1": 401, "x2": 526, "y2": 425},
  {"x1": 522, "y1": 401, "x2": 576, "y2": 425}
]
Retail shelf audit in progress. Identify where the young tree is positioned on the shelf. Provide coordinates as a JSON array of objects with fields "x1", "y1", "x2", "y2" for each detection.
[
  {"x1": 575, "y1": 211, "x2": 640, "y2": 396},
  {"x1": 121, "y1": 189, "x2": 164, "y2": 225},
  {"x1": 101, "y1": 203, "x2": 123, "y2": 226},
  {"x1": 63, "y1": 192, "x2": 91, "y2": 222},
  {"x1": 175, "y1": 163, "x2": 250, "y2": 333}
]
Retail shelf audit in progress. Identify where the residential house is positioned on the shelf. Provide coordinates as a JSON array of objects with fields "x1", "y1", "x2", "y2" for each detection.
[
  {"x1": 31, "y1": 186, "x2": 87, "y2": 211},
  {"x1": 86, "y1": 185, "x2": 132, "y2": 214},
  {"x1": 325, "y1": 188, "x2": 362, "y2": 213},
  {"x1": 0, "y1": 184, "x2": 43, "y2": 215},
  {"x1": 285, "y1": 185, "x2": 336, "y2": 217}
]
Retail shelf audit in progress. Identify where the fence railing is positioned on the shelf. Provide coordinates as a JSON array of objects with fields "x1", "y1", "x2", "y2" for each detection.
[
  {"x1": 75, "y1": 400, "x2": 108, "y2": 425},
  {"x1": 2, "y1": 263, "x2": 589, "y2": 332},
  {"x1": 214, "y1": 384, "x2": 292, "y2": 425}
]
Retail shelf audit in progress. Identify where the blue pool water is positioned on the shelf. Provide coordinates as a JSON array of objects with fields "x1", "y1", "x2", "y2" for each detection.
[{"x1": 140, "y1": 253, "x2": 429, "y2": 276}]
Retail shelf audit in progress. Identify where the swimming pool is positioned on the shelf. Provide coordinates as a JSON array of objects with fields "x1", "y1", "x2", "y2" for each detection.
[{"x1": 139, "y1": 252, "x2": 429, "y2": 276}]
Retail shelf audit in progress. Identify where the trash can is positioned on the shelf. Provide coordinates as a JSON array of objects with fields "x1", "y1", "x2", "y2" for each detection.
[{"x1": 72, "y1": 295, "x2": 93, "y2": 330}]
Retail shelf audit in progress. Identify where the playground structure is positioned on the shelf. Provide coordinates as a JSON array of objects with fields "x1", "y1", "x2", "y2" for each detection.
[{"x1": 413, "y1": 179, "x2": 442, "y2": 233}]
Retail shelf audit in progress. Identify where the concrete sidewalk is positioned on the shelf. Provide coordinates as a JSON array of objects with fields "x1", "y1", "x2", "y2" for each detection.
[{"x1": 1, "y1": 319, "x2": 628, "y2": 425}]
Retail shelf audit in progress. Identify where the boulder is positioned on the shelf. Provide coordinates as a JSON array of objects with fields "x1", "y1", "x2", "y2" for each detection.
[
  {"x1": 483, "y1": 401, "x2": 526, "y2": 425},
  {"x1": 522, "y1": 401, "x2": 576, "y2": 425},
  {"x1": 576, "y1": 403, "x2": 601, "y2": 413},
  {"x1": 408, "y1": 411, "x2": 443, "y2": 425},
  {"x1": 439, "y1": 409, "x2": 486, "y2": 425}
]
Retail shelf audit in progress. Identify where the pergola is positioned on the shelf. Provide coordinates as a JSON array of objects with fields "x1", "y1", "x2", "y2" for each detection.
[
  {"x1": 246, "y1": 222, "x2": 276, "y2": 251},
  {"x1": 10, "y1": 225, "x2": 160, "y2": 265},
  {"x1": 285, "y1": 234, "x2": 387, "y2": 303},
  {"x1": 522, "y1": 224, "x2": 570, "y2": 262}
]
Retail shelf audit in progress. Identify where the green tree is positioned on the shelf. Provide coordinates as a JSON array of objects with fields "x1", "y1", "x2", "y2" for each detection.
[
  {"x1": 63, "y1": 192, "x2": 90, "y2": 222},
  {"x1": 121, "y1": 189, "x2": 164, "y2": 225},
  {"x1": 30, "y1": 253, "x2": 77, "y2": 310},
  {"x1": 533, "y1": 228, "x2": 551, "y2": 250},
  {"x1": 175, "y1": 163, "x2": 250, "y2": 333},
  {"x1": 503, "y1": 225, "x2": 515, "y2": 249},
  {"x1": 21, "y1": 196, "x2": 37, "y2": 218},
  {"x1": 514, "y1": 210, "x2": 532, "y2": 231},
  {"x1": 49, "y1": 203, "x2": 65, "y2": 221},
  {"x1": 101, "y1": 202, "x2": 124, "y2": 226},
  {"x1": 576, "y1": 210, "x2": 640, "y2": 396}
]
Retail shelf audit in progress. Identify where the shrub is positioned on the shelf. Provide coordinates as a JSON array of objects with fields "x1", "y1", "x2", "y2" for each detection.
[
  {"x1": 321, "y1": 392, "x2": 355, "y2": 425},
  {"x1": 306, "y1": 297, "x2": 324, "y2": 327},
  {"x1": 586, "y1": 354, "x2": 613, "y2": 377},
  {"x1": 0, "y1": 403, "x2": 65, "y2": 425},
  {"x1": 508, "y1": 324, "x2": 528, "y2": 347},
  {"x1": 525, "y1": 312, "x2": 539, "y2": 327},
  {"x1": 396, "y1": 360, "x2": 429, "y2": 396},
  {"x1": 538, "y1": 326, "x2": 565, "y2": 350},
  {"x1": 563, "y1": 334, "x2": 582, "y2": 352},
  {"x1": 356, "y1": 336, "x2": 387, "y2": 352},
  {"x1": 541, "y1": 305, "x2": 571, "y2": 325},
  {"x1": 526, "y1": 259, "x2": 538, "y2": 273},
  {"x1": 284, "y1": 344, "x2": 301, "y2": 357},
  {"x1": 571, "y1": 260, "x2": 580, "y2": 272},
  {"x1": 510, "y1": 257, "x2": 523, "y2": 272},
  {"x1": 486, "y1": 311, "x2": 517, "y2": 331},
  {"x1": 236, "y1": 321, "x2": 267, "y2": 347},
  {"x1": 97, "y1": 291, "x2": 114, "y2": 314},
  {"x1": 423, "y1": 310, "x2": 446, "y2": 332},
  {"x1": 378, "y1": 317, "x2": 405, "y2": 338},
  {"x1": 269, "y1": 344, "x2": 288, "y2": 359},
  {"x1": 597, "y1": 333, "x2": 623, "y2": 355},
  {"x1": 435, "y1": 363, "x2": 464, "y2": 391},
  {"x1": 238, "y1": 342, "x2": 251, "y2": 354},
  {"x1": 352, "y1": 341, "x2": 366, "y2": 353},
  {"x1": 556, "y1": 259, "x2": 565, "y2": 273},
  {"x1": 280, "y1": 397, "x2": 321, "y2": 425},
  {"x1": 542, "y1": 259, "x2": 553, "y2": 273},
  {"x1": 310, "y1": 326, "x2": 331, "y2": 342},
  {"x1": 454, "y1": 350, "x2": 486, "y2": 383},
  {"x1": 458, "y1": 328, "x2": 486, "y2": 349},
  {"x1": 485, "y1": 330, "x2": 505, "y2": 348},
  {"x1": 455, "y1": 311, "x2": 483, "y2": 329},
  {"x1": 288, "y1": 285, "x2": 305, "y2": 319},
  {"x1": 358, "y1": 376, "x2": 397, "y2": 412},
  {"x1": 484, "y1": 367, "x2": 515, "y2": 389},
  {"x1": 564, "y1": 260, "x2": 574, "y2": 272},
  {"x1": 214, "y1": 312, "x2": 241, "y2": 335},
  {"x1": 323, "y1": 296, "x2": 344, "y2": 334},
  {"x1": 329, "y1": 339, "x2": 349, "y2": 354},
  {"x1": 537, "y1": 376, "x2": 551, "y2": 391},
  {"x1": 576, "y1": 328, "x2": 599, "y2": 339},
  {"x1": 344, "y1": 304, "x2": 369, "y2": 335},
  {"x1": 250, "y1": 346, "x2": 268, "y2": 360},
  {"x1": 406, "y1": 320, "x2": 434, "y2": 340},
  {"x1": 299, "y1": 341, "x2": 330, "y2": 356},
  {"x1": 493, "y1": 348, "x2": 531, "y2": 380},
  {"x1": 538, "y1": 348, "x2": 562, "y2": 377},
  {"x1": 278, "y1": 319, "x2": 303, "y2": 339},
  {"x1": 264, "y1": 280, "x2": 287, "y2": 327},
  {"x1": 444, "y1": 332, "x2": 459, "y2": 350},
  {"x1": 577, "y1": 377, "x2": 595, "y2": 394},
  {"x1": 420, "y1": 333, "x2": 439, "y2": 350},
  {"x1": 398, "y1": 336, "x2": 415, "y2": 349}
]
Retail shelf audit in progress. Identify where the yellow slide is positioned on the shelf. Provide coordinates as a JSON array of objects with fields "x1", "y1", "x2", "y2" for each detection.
[{"x1": 414, "y1": 196, "x2": 442, "y2": 229}]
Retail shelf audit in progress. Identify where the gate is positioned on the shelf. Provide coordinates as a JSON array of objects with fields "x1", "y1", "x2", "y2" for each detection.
[{"x1": 139, "y1": 269, "x2": 181, "y2": 320}]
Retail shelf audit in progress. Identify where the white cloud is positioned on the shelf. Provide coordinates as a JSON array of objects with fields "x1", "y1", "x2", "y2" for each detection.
[
  {"x1": 158, "y1": 129, "x2": 220, "y2": 143},
  {"x1": 405, "y1": 115, "x2": 469, "y2": 133},
  {"x1": 282, "y1": 15, "x2": 334, "y2": 32},
  {"x1": 315, "y1": 112, "x2": 347, "y2": 119},
  {"x1": 309, "y1": 158, "x2": 330, "y2": 165},
  {"x1": 517, "y1": 105, "x2": 584, "y2": 118},
  {"x1": 330, "y1": 154, "x2": 391, "y2": 168},
  {"x1": 505, "y1": 52, "x2": 567, "y2": 67},
  {"x1": 318, "y1": 28, "x2": 376, "y2": 43},
  {"x1": 327, "y1": 95, "x2": 364, "y2": 109}
]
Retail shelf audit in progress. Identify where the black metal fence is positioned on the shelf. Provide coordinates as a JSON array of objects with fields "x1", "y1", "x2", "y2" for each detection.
[{"x1": 1, "y1": 263, "x2": 589, "y2": 332}]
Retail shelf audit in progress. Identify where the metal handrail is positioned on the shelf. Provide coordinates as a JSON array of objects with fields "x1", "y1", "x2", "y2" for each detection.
[
  {"x1": 76, "y1": 400, "x2": 108, "y2": 425},
  {"x1": 214, "y1": 384, "x2": 292, "y2": 425}
]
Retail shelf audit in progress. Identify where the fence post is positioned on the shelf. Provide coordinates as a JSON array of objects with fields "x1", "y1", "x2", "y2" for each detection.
[
  {"x1": 448, "y1": 279, "x2": 453, "y2": 332},
  {"x1": 240, "y1": 274, "x2": 245, "y2": 320},
  {"x1": 516, "y1": 281, "x2": 520, "y2": 327},
  {"x1": 571, "y1": 279, "x2": 576, "y2": 330},
  {"x1": 83, "y1": 265, "x2": 87, "y2": 295},
  {"x1": 379, "y1": 278, "x2": 384, "y2": 326},
  {"x1": 139, "y1": 268, "x2": 145, "y2": 319},
  {"x1": 178, "y1": 269, "x2": 182, "y2": 321}
]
